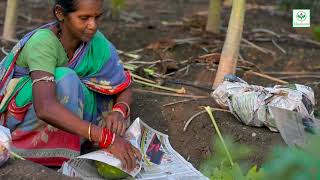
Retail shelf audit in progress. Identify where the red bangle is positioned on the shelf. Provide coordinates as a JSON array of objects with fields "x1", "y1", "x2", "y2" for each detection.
[
  {"x1": 112, "y1": 103, "x2": 128, "y2": 118},
  {"x1": 99, "y1": 128, "x2": 115, "y2": 149}
]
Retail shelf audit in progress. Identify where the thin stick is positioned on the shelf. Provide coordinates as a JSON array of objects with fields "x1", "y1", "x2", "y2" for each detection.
[
  {"x1": 204, "y1": 106, "x2": 234, "y2": 166},
  {"x1": 271, "y1": 38, "x2": 286, "y2": 54},
  {"x1": 163, "y1": 99, "x2": 198, "y2": 107},
  {"x1": 133, "y1": 88, "x2": 208, "y2": 98},
  {"x1": 0, "y1": 36, "x2": 19, "y2": 43},
  {"x1": 245, "y1": 71, "x2": 288, "y2": 84},
  {"x1": 278, "y1": 75, "x2": 320, "y2": 80},
  {"x1": 242, "y1": 38, "x2": 275, "y2": 55},
  {"x1": 183, "y1": 107, "x2": 230, "y2": 131},
  {"x1": 10, "y1": 151, "x2": 25, "y2": 160},
  {"x1": 133, "y1": 79, "x2": 186, "y2": 94},
  {"x1": 1, "y1": 47, "x2": 9, "y2": 56},
  {"x1": 264, "y1": 71, "x2": 320, "y2": 75},
  {"x1": 287, "y1": 34, "x2": 320, "y2": 47},
  {"x1": 117, "y1": 50, "x2": 141, "y2": 59},
  {"x1": 183, "y1": 110, "x2": 206, "y2": 132},
  {"x1": 251, "y1": 28, "x2": 281, "y2": 38},
  {"x1": 130, "y1": 72, "x2": 157, "y2": 84}
]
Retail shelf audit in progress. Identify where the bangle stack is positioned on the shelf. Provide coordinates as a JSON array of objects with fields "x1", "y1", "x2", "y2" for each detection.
[
  {"x1": 112, "y1": 101, "x2": 130, "y2": 119},
  {"x1": 98, "y1": 128, "x2": 115, "y2": 149}
]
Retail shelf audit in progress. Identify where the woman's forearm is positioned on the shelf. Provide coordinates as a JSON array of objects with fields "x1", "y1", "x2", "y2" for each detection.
[
  {"x1": 115, "y1": 86, "x2": 133, "y2": 110},
  {"x1": 36, "y1": 101, "x2": 102, "y2": 143}
]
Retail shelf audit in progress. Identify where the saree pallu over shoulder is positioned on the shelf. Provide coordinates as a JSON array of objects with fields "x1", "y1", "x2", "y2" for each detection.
[
  {"x1": 0, "y1": 23, "x2": 131, "y2": 166},
  {"x1": 0, "y1": 23, "x2": 132, "y2": 113}
]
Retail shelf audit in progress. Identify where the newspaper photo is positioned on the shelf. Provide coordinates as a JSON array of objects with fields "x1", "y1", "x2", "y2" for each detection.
[{"x1": 60, "y1": 118, "x2": 209, "y2": 180}]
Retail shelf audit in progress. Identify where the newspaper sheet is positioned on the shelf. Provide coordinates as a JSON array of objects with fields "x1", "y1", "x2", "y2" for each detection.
[{"x1": 60, "y1": 118, "x2": 209, "y2": 180}]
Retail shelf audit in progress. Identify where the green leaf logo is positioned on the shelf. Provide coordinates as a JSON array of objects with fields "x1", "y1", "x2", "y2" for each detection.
[{"x1": 296, "y1": 11, "x2": 307, "y2": 22}]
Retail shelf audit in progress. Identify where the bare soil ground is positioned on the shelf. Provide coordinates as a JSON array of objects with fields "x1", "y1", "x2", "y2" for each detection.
[{"x1": 0, "y1": 0, "x2": 319, "y2": 179}]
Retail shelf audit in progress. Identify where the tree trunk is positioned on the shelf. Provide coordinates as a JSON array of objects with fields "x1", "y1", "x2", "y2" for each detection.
[
  {"x1": 213, "y1": 0, "x2": 246, "y2": 88},
  {"x1": 2, "y1": 0, "x2": 18, "y2": 40},
  {"x1": 206, "y1": 0, "x2": 221, "y2": 34},
  {"x1": 223, "y1": 0, "x2": 233, "y2": 7}
]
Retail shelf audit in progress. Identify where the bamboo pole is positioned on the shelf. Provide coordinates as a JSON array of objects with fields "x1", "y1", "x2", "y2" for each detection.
[
  {"x1": 206, "y1": 0, "x2": 221, "y2": 34},
  {"x1": 213, "y1": 0, "x2": 246, "y2": 88},
  {"x1": 2, "y1": 0, "x2": 19, "y2": 40}
]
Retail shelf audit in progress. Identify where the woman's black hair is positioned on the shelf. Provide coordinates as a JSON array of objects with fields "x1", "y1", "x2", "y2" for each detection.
[{"x1": 53, "y1": 0, "x2": 79, "y2": 19}]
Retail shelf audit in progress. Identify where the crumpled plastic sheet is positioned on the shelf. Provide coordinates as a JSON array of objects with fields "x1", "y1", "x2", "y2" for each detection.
[
  {"x1": 211, "y1": 75, "x2": 315, "y2": 132},
  {"x1": 0, "y1": 125, "x2": 11, "y2": 167}
]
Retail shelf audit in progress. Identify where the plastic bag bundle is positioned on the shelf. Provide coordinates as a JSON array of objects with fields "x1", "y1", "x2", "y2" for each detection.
[
  {"x1": 0, "y1": 126, "x2": 11, "y2": 166},
  {"x1": 211, "y1": 75, "x2": 315, "y2": 131}
]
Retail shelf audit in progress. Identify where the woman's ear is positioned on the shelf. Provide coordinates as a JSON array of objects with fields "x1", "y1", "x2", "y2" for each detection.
[{"x1": 54, "y1": 5, "x2": 65, "y2": 22}]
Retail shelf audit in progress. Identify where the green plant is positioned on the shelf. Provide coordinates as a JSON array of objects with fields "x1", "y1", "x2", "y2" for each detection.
[
  {"x1": 110, "y1": 0, "x2": 125, "y2": 18},
  {"x1": 277, "y1": 0, "x2": 320, "y2": 18},
  {"x1": 262, "y1": 136, "x2": 320, "y2": 179},
  {"x1": 313, "y1": 25, "x2": 320, "y2": 42},
  {"x1": 200, "y1": 107, "x2": 265, "y2": 180}
]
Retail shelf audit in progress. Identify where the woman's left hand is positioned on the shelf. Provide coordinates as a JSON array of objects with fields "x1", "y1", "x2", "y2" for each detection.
[{"x1": 104, "y1": 111, "x2": 128, "y2": 136}]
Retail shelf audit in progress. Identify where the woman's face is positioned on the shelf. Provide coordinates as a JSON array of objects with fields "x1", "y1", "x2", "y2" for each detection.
[{"x1": 63, "y1": 0, "x2": 103, "y2": 42}]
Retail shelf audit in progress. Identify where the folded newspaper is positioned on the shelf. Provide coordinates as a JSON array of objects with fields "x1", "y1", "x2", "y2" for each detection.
[{"x1": 59, "y1": 118, "x2": 208, "y2": 180}]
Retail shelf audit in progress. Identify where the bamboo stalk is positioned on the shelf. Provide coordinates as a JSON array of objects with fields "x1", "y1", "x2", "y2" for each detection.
[
  {"x1": 213, "y1": 0, "x2": 246, "y2": 88},
  {"x1": 206, "y1": 0, "x2": 221, "y2": 34},
  {"x1": 2, "y1": 0, "x2": 19, "y2": 40}
]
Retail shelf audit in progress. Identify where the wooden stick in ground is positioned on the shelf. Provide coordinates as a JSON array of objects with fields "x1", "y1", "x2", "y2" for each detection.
[
  {"x1": 133, "y1": 88, "x2": 208, "y2": 99},
  {"x1": 245, "y1": 70, "x2": 288, "y2": 84}
]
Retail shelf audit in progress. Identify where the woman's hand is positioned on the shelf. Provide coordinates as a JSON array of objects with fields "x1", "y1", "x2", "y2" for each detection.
[
  {"x1": 106, "y1": 135, "x2": 142, "y2": 171},
  {"x1": 104, "y1": 111, "x2": 128, "y2": 136}
]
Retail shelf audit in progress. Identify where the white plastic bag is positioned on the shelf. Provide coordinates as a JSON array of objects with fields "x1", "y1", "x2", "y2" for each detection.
[
  {"x1": 212, "y1": 75, "x2": 315, "y2": 131},
  {"x1": 0, "y1": 125, "x2": 11, "y2": 166}
]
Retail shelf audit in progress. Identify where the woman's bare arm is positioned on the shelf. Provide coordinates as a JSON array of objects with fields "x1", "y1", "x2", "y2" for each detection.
[{"x1": 30, "y1": 71, "x2": 102, "y2": 142}]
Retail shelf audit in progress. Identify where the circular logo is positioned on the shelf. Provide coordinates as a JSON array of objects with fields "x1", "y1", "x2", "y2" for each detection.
[{"x1": 296, "y1": 11, "x2": 307, "y2": 22}]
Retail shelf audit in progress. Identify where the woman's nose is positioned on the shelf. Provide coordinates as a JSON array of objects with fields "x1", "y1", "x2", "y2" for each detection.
[{"x1": 87, "y1": 18, "x2": 97, "y2": 31}]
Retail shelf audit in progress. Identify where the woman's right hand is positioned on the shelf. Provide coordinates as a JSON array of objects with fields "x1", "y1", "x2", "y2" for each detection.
[{"x1": 105, "y1": 135, "x2": 142, "y2": 172}]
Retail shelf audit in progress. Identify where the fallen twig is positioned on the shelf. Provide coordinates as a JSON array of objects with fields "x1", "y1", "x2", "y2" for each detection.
[
  {"x1": 287, "y1": 34, "x2": 320, "y2": 47},
  {"x1": 183, "y1": 110, "x2": 206, "y2": 132},
  {"x1": 245, "y1": 71, "x2": 288, "y2": 84},
  {"x1": 130, "y1": 72, "x2": 157, "y2": 84},
  {"x1": 0, "y1": 36, "x2": 19, "y2": 43},
  {"x1": 271, "y1": 38, "x2": 286, "y2": 54},
  {"x1": 242, "y1": 38, "x2": 275, "y2": 55},
  {"x1": 133, "y1": 88, "x2": 208, "y2": 98},
  {"x1": 117, "y1": 50, "x2": 141, "y2": 59},
  {"x1": 134, "y1": 79, "x2": 186, "y2": 94},
  {"x1": 10, "y1": 151, "x2": 25, "y2": 160},
  {"x1": 238, "y1": 59, "x2": 263, "y2": 72},
  {"x1": 251, "y1": 28, "x2": 281, "y2": 38},
  {"x1": 278, "y1": 75, "x2": 320, "y2": 80},
  {"x1": 1, "y1": 47, "x2": 9, "y2": 56},
  {"x1": 264, "y1": 71, "x2": 320, "y2": 75},
  {"x1": 163, "y1": 99, "x2": 199, "y2": 107},
  {"x1": 183, "y1": 107, "x2": 230, "y2": 132}
]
